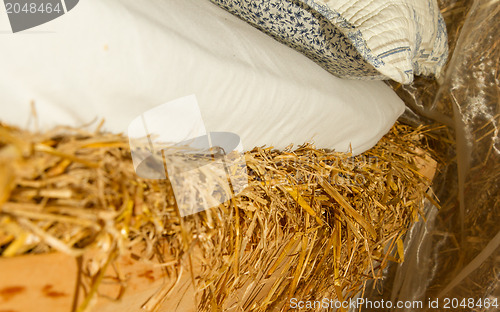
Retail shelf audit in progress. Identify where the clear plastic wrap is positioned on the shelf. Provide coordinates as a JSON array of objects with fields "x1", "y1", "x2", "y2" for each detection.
[{"x1": 364, "y1": 0, "x2": 499, "y2": 310}]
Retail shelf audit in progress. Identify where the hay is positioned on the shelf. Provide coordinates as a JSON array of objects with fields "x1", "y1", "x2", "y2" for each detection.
[
  {"x1": 385, "y1": 0, "x2": 500, "y2": 305},
  {"x1": 0, "y1": 121, "x2": 436, "y2": 311}
]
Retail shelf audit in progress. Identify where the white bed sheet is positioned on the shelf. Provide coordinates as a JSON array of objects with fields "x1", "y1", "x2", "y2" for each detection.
[{"x1": 0, "y1": 0, "x2": 404, "y2": 154}]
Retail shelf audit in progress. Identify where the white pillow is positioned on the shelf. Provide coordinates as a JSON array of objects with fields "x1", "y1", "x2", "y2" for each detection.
[
  {"x1": 0, "y1": 0, "x2": 404, "y2": 154},
  {"x1": 210, "y1": 0, "x2": 448, "y2": 84}
]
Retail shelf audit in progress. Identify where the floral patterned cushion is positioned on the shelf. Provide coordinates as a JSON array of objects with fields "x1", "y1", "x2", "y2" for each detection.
[{"x1": 210, "y1": 0, "x2": 448, "y2": 84}]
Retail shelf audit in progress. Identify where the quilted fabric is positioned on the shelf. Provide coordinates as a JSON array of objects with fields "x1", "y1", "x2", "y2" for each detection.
[{"x1": 209, "y1": 0, "x2": 448, "y2": 84}]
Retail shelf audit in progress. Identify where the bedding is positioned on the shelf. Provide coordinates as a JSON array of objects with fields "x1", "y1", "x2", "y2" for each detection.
[
  {"x1": 0, "y1": 0, "x2": 404, "y2": 154},
  {"x1": 210, "y1": 0, "x2": 449, "y2": 84}
]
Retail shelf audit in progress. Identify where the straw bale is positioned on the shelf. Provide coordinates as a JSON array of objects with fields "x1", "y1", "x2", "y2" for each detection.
[{"x1": 0, "y1": 121, "x2": 436, "y2": 311}]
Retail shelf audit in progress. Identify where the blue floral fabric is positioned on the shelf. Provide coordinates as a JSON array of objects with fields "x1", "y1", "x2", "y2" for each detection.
[{"x1": 209, "y1": 0, "x2": 448, "y2": 84}]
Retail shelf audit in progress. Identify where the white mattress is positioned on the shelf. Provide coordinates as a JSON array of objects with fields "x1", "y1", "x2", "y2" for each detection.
[{"x1": 0, "y1": 0, "x2": 404, "y2": 154}]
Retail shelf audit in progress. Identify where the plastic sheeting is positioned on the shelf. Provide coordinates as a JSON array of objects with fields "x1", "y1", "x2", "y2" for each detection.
[{"x1": 361, "y1": 0, "x2": 499, "y2": 310}]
